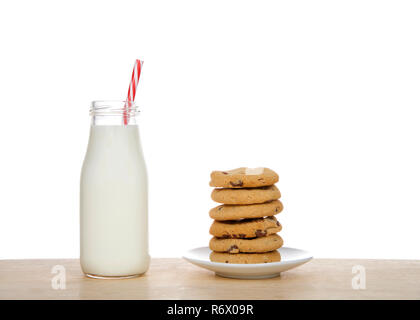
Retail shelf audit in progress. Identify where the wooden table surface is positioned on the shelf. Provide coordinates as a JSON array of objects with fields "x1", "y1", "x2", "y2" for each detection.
[{"x1": 0, "y1": 258, "x2": 419, "y2": 299}]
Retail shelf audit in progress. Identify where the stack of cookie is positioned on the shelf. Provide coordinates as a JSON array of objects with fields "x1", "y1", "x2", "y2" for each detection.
[{"x1": 208, "y1": 167, "x2": 284, "y2": 264}]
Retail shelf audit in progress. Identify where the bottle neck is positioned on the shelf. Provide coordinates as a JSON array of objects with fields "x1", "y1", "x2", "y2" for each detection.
[
  {"x1": 91, "y1": 115, "x2": 138, "y2": 126},
  {"x1": 90, "y1": 100, "x2": 139, "y2": 126}
]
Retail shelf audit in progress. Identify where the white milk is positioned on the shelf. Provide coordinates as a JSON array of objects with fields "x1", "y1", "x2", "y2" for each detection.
[{"x1": 80, "y1": 125, "x2": 149, "y2": 277}]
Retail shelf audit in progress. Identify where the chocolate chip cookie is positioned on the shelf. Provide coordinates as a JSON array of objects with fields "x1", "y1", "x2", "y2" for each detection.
[
  {"x1": 211, "y1": 185, "x2": 281, "y2": 205},
  {"x1": 210, "y1": 167, "x2": 279, "y2": 188},
  {"x1": 210, "y1": 234, "x2": 283, "y2": 253},
  {"x1": 209, "y1": 200, "x2": 283, "y2": 221},
  {"x1": 209, "y1": 216, "x2": 282, "y2": 239},
  {"x1": 210, "y1": 250, "x2": 281, "y2": 264}
]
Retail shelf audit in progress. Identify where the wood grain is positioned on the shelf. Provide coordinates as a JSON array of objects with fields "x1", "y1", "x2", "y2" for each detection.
[{"x1": 0, "y1": 258, "x2": 419, "y2": 299}]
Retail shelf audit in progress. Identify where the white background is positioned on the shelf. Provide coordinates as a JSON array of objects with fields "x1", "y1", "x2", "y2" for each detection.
[{"x1": 1, "y1": 0, "x2": 419, "y2": 260}]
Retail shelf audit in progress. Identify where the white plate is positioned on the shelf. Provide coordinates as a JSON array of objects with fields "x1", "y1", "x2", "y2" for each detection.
[{"x1": 183, "y1": 246, "x2": 312, "y2": 279}]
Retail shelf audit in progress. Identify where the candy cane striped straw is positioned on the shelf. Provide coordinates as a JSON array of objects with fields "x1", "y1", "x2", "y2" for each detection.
[{"x1": 123, "y1": 59, "x2": 144, "y2": 125}]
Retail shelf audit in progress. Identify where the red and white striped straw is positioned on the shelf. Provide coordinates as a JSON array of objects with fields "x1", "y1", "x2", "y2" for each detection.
[{"x1": 123, "y1": 59, "x2": 143, "y2": 125}]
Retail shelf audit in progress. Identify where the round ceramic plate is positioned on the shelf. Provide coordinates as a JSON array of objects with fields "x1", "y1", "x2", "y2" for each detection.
[{"x1": 183, "y1": 246, "x2": 312, "y2": 279}]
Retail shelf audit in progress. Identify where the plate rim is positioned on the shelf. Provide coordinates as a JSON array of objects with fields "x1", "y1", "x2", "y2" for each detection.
[{"x1": 182, "y1": 246, "x2": 313, "y2": 268}]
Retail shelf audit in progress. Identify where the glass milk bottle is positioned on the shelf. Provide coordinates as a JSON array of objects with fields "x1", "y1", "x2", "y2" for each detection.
[{"x1": 80, "y1": 101, "x2": 149, "y2": 278}]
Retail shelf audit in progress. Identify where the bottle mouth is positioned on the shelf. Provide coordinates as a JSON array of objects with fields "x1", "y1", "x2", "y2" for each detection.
[{"x1": 90, "y1": 100, "x2": 139, "y2": 116}]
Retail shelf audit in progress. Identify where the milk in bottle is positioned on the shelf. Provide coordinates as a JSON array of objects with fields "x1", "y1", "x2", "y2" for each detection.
[{"x1": 80, "y1": 101, "x2": 149, "y2": 278}]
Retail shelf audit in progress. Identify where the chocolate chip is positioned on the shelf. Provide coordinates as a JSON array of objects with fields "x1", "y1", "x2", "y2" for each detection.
[
  {"x1": 218, "y1": 206, "x2": 223, "y2": 211},
  {"x1": 221, "y1": 233, "x2": 246, "y2": 239},
  {"x1": 276, "y1": 221, "x2": 280, "y2": 226},
  {"x1": 229, "y1": 180, "x2": 243, "y2": 187},
  {"x1": 228, "y1": 245, "x2": 239, "y2": 253},
  {"x1": 255, "y1": 230, "x2": 267, "y2": 237}
]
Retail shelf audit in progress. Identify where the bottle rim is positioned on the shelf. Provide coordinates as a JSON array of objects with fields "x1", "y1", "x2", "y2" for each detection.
[{"x1": 90, "y1": 100, "x2": 139, "y2": 116}]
